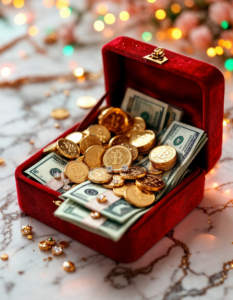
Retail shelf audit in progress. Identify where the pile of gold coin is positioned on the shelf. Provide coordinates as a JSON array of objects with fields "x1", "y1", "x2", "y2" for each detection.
[{"x1": 43, "y1": 106, "x2": 178, "y2": 207}]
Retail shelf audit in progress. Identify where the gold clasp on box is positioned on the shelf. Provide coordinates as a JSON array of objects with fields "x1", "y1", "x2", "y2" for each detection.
[{"x1": 143, "y1": 47, "x2": 168, "y2": 65}]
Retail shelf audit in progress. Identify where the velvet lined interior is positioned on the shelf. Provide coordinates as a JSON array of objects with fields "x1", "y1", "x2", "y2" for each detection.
[{"x1": 102, "y1": 36, "x2": 225, "y2": 173}]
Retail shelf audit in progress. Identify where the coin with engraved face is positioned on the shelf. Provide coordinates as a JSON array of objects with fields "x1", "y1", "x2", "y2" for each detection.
[
  {"x1": 124, "y1": 185, "x2": 155, "y2": 207},
  {"x1": 113, "y1": 182, "x2": 135, "y2": 198},
  {"x1": 109, "y1": 135, "x2": 129, "y2": 147},
  {"x1": 103, "y1": 145, "x2": 132, "y2": 173},
  {"x1": 121, "y1": 143, "x2": 138, "y2": 161},
  {"x1": 80, "y1": 135, "x2": 102, "y2": 154},
  {"x1": 88, "y1": 167, "x2": 112, "y2": 184},
  {"x1": 57, "y1": 138, "x2": 80, "y2": 159},
  {"x1": 129, "y1": 130, "x2": 156, "y2": 149},
  {"x1": 149, "y1": 145, "x2": 177, "y2": 165},
  {"x1": 88, "y1": 125, "x2": 111, "y2": 144},
  {"x1": 102, "y1": 175, "x2": 125, "y2": 189},
  {"x1": 99, "y1": 108, "x2": 129, "y2": 134},
  {"x1": 136, "y1": 174, "x2": 165, "y2": 192},
  {"x1": 84, "y1": 145, "x2": 106, "y2": 169},
  {"x1": 65, "y1": 132, "x2": 83, "y2": 144},
  {"x1": 64, "y1": 161, "x2": 89, "y2": 183},
  {"x1": 120, "y1": 166, "x2": 147, "y2": 180}
]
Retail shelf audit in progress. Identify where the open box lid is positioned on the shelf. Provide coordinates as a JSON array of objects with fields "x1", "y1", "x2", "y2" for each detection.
[{"x1": 101, "y1": 36, "x2": 225, "y2": 174}]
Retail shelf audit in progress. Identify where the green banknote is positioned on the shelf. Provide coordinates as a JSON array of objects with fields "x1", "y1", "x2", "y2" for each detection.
[
  {"x1": 24, "y1": 152, "x2": 68, "y2": 185},
  {"x1": 121, "y1": 87, "x2": 168, "y2": 133},
  {"x1": 54, "y1": 199, "x2": 146, "y2": 242},
  {"x1": 59, "y1": 181, "x2": 144, "y2": 224},
  {"x1": 163, "y1": 104, "x2": 183, "y2": 129}
]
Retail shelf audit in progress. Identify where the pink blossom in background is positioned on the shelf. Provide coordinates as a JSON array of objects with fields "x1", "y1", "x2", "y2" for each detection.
[
  {"x1": 189, "y1": 25, "x2": 213, "y2": 50},
  {"x1": 209, "y1": 1, "x2": 232, "y2": 25},
  {"x1": 58, "y1": 23, "x2": 76, "y2": 45},
  {"x1": 175, "y1": 11, "x2": 199, "y2": 37}
]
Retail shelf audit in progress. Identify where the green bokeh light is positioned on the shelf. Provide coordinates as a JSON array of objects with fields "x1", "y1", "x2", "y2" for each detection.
[
  {"x1": 221, "y1": 20, "x2": 229, "y2": 29},
  {"x1": 97, "y1": 15, "x2": 105, "y2": 21},
  {"x1": 142, "y1": 31, "x2": 152, "y2": 42},
  {"x1": 63, "y1": 45, "x2": 74, "y2": 56},
  {"x1": 225, "y1": 59, "x2": 233, "y2": 72}
]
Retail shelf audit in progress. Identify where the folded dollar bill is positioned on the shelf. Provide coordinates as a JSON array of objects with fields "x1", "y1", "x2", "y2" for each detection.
[
  {"x1": 163, "y1": 104, "x2": 183, "y2": 129},
  {"x1": 25, "y1": 152, "x2": 68, "y2": 185}
]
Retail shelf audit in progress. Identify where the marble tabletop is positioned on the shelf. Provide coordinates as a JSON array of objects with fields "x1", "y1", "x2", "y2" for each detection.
[{"x1": 1, "y1": 2, "x2": 233, "y2": 300}]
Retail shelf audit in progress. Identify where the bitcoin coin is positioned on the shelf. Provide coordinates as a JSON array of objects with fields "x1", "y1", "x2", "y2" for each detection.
[
  {"x1": 148, "y1": 165, "x2": 164, "y2": 175},
  {"x1": 88, "y1": 124, "x2": 111, "y2": 144},
  {"x1": 82, "y1": 129, "x2": 89, "y2": 136},
  {"x1": 51, "y1": 108, "x2": 70, "y2": 119},
  {"x1": 136, "y1": 174, "x2": 165, "y2": 192},
  {"x1": 43, "y1": 142, "x2": 57, "y2": 153},
  {"x1": 102, "y1": 175, "x2": 125, "y2": 189},
  {"x1": 76, "y1": 96, "x2": 97, "y2": 109},
  {"x1": 64, "y1": 161, "x2": 89, "y2": 183},
  {"x1": 121, "y1": 143, "x2": 138, "y2": 161},
  {"x1": 57, "y1": 138, "x2": 80, "y2": 159},
  {"x1": 120, "y1": 166, "x2": 147, "y2": 180},
  {"x1": 149, "y1": 145, "x2": 177, "y2": 166},
  {"x1": 99, "y1": 108, "x2": 129, "y2": 134},
  {"x1": 113, "y1": 182, "x2": 135, "y2": 198},
  {"x1": 88, "y1": 167, "x2": 112, "y2": 184},
  {"x1": 76, "y1": 156, "x2": 84, "y2": 162},
  {"x1": 129, "y1": 130, "x2": 156, "y2": 149},
  {"x1": 124, "y1": 185, "x2": 155, "y2": 208},
  {"x1": 125, "y1": 130, "x2": 139, "y2": 139},
  {"x1": 84, "y1": 145, "x2": 105, "y2": 169},
  {"x1": 103, "y1": 145, "x2": 132, "y2": 173},
  {"x1": 65, "y1": 132, "x2": 83, "y2": 144},
  {"x1": 126, "y1": 117, "x2": 146, "y2": 133},
  {"x1": 109, "y1": 135, "x2": 129, "y2": 147},
  {"x1": 80, "y1": 135, "x2": 102, "y2": 154}
]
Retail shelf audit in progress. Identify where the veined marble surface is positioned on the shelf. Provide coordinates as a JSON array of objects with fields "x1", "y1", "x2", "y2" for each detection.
[{"x1": 1, "y1": 2, "x2": 233, "y2": 300}]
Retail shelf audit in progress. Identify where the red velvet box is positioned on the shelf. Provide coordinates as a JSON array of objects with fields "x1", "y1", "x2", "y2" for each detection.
[{"x1": 15, "y1": 37, "x2": 224, "y2": 263}]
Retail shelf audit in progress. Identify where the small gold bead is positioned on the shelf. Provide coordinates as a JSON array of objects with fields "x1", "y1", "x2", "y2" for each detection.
[
  {"x1": 45, "y1": 92, "x2": 51, "y2": 97},
  {"x1": 0, "y1": 158, "x2": 5, "y2": 164},
  {"x1": 63, "y1": 261, "x2": 75, "y2": 272},
  {"x1": 1, "y1": 254, "x2": 8, "y2": 261},
  {"x1": 30, "y1": 140, "x2": 34, "y2": 145},
  {"x1": 27, "y1": 235, "x2": 33, "y2": 240},
  {"x1": 54, "y1": 123, "x2": 60, "y2": 128},
  {"x1": 63, "y1": 90, "x2": 70, "y2": 97},
  {"x1": 81, "y1": 257, "x2": 86, "y2": 261}
]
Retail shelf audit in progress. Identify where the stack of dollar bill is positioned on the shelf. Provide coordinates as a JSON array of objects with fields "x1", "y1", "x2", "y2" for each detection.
[{"x1": 55, "y1": 121, "x2": 207, "y2": 242}]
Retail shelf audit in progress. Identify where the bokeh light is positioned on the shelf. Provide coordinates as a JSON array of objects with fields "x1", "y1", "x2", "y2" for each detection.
[
  {"x1": 73, "y1": 67, "x2": 84, "y2": 77},
  {"x1": 28, "y1": 26, "x2": 38, "y2": 36},
  {"x1": 213, "y1": 183, "x2": 218, "y2": 188},
  {"x1": 156, "y1": 31, "x2": 165, "y2": 41},
  {"x1": 185, "y1": 0, "x2": 194, "y2": 7},
  {"x1": 119, "y1": 11, "x2": 129, "y2": 21},
  {"x1": 171, "y1": 4, "x2": 181, "y2": 14},
  {"x1": 225, "y1": 59, "x2": 233, "y2": 71},
  {"x1": 104, "y1": 13, "x2": 115, "y2": 24},
  {"x1": 207, "y1": 47, "x2": 216, "y2": 57},
  {"x1": 103, "y1": 28, "x2": 114, "y2": 38},
  {"x1": 224, "y1": 40, "x2": 232, "y2": 49},
  {"x1": 215, "y1": 46, "x2": 223, "y2": 55},
  {"x1": 43, "y1": 0, "x2": 54, "y2": 7},
  {"x1": 221, "y1": 20, "x2": 229, "y2": 29},
  {"x1": 147, "y1": 0, "x2": 156, "y2": 2},
  {"x1": 69, "y1": 61, "x2": 77, "y2": 69},
  {"x1": 63, "y1": 45, "x2": 74, "y2": 56},
  {"x1": 142, "y1": 31, "x2": 152, "y2": 42},
  {"x1": 13, "y1": 0, "x2": 24, "y2": 8},
  {"x1": 155, "y1": 9, "x2": 166, "y2": 20},
  {"x1": 56, "y1": 0, "x2": 69, "y2": 10},
  {"x1": 218, "y1": 39, "x2": 225, "y2": 47},
  {"x1": 1, "y1": 0, "x2": 12, "y2": 5},
  {"x1": 224, "y1": 71, "x2": 232, "y2": 80},
  {"x1": 14, "y1": 13, "x2": 27, "y2": 25},
  {"x1": 1, "y1": 67, "x2": 11, "y2": 77},
  {"x1": 60, "y1": 7, "x2": 71, "y2": 18},
  {"x1": 97, "y1": 3, "x2": 108, "y2": 15},
  {"x1": 171, "y1": 28, "x2": 182, "y2": 39},
  {"x1": 94, "y1": 20, "x2": 105, "y2": 31}
]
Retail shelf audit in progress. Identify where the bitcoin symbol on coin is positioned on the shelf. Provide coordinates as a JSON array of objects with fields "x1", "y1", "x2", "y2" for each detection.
[
  {"x1": 109, "y1": 115, "x2": 121, "y2": 129},
  {"x1": 157, "y1": 148, "x2": 169, "y2": 159},
  {"x1": 112, "y1": 150, "x2": 123, "y2": 164},
  {"x1": 71, "y1": 166, "x2": 85, "y2": 179}
]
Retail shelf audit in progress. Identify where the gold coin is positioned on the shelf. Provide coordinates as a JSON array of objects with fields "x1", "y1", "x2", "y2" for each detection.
[
  {"x1": 51, "y1": 108, "x2": 70, "y2": 119},
  {"x1": 136, "y1": 174, "x2": 165, "y2": 192},
  {"x1": 82, "y1": 129, "x2": 89, "y2": 136},
  {"x1": 88, "y1": 124, "x2": 111, "y2": 144},
  {"x1": 113, "y1": 182, "x2": 135, "y2": 198},
  {"x1": 149, "y1": 145, "x2": 177, "y2": 165},
  {"x1": 57, "y1": 138, "x2": 80, "y2": 159},
  {"x1": 1, "y1": 254, "x2": 8, "y2": 261},
  {"x1": 125, "y1": 130, "x2": 139, "y2": 139},
  {"x1": 84, "y1": 145, "x2": 105, "y2": 169},
  {"x1": 59, "y1": 241, "x2": 69, "y2": 248},
  {"x1": 43, "y1": 142, "x2": 57, "y2": 153},
  {"x1": 129, "y1": 130, "x2": 156, "y2": 149},
  {"x1": 76, "y1": 96, "x2": 97, "y2": 109},
  {"x1": 121, "y1": 143, "x2": 138, "y2": 161},
  {"x1": 76, "y1": 156, "x2": 84, "y2": 162},
  {"x1": 27, "y1": 235, "x2": 33, "y2": 240},
  {"x1": 124, "y1": 185, "x2": 155, "y2": 208},
  {"x1": 120, "y1": 166, "x2": 147, "y2": 180},
  {"x1": 38, "y1": 240, "x2": 51, "y2": 251},
  {"x1": 88, "y1": 167, "x2": 112, "y2": 184},
  {"x1": 148, "y1": 165, "x2": 164, "y2": 175},
  {"x1": 126, "y1": 117, "x2": 146, "y2": 133},
  {"x1": 65, "y1": 132, "x2": 83, "y2": 144},
  {"x1": 103, "y1": 145, "x2": 132, "y2": 173},
  {"x1": 109, "y1": 135, "x2": 129, "y2": 147},
  {"x1": 98, "y1": 107, "x2": 129, "y2": 134},
  {"x1": 80, "y1": 135, "x2": 102, "y2": 154},
  {"x1": 64, "y1": 161, "x2": 89, "y2": 183},
  {"x1": 102, "y1": 175, "x2": 125, "y2": 189},
  {"x1": 63, "y1": 261, "x2": 75, "y2": 272}
]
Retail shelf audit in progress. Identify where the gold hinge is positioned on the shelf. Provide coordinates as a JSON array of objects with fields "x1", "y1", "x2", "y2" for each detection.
[{"x1": 143, "y1": 47, "x2": 168, "y2": 65}]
